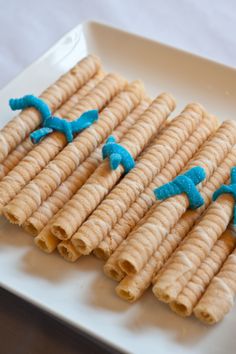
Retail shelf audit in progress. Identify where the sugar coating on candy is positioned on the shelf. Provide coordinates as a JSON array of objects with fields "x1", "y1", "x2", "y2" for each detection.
[
  {"x1": 116, "y1": 121, "x2": 236, "y2": 277},
  {"x1": 9, "y1": 95, "x2": 51, "y2": 120},
  {"x1": 102, "y1": 135, "x2": 135, "y2": 173},
  {"x1": 115, "y1": 146, "x2": 236, "y2": 303},
  {"x1": 152, "y1": 193, "x2": 235, "y2": 304},
  {"x1": 0, "y1": 72, "x2": 107, "y2": 210},
  {"x1": 4, "y1": 54, "x2": 236, "y2": 325},
  {"x1": 71, "y1": 103, "x2": 207, "y2": 256},
  {"x1": 30, "y1": 109, "x2": 99, "y2": 143},
  {"x1": 0, "y1": 55, "x2": 101, "y2": 162},
  {"x1": 49, "y1": 93, "x2": 174, "y2": 245},
  {"x1": 24, "y1": 100, "x2": 150, "y2": 238},
  {"x1": 154, "y1": 166, "x2": 206, "y2": 209},
  {"x1": 10, "y1": 95, "x2": 99, "y2": 144},
  {"x1": 94, "y1": 114, "x2": 217, "y2": 260},
  {"x1": 0, "y1": 74, "x2": 127, "y2": 217},
  {"x1": 213, "y1": 166, "x2": 236, "y2": 225},
  {"x1": 3, "y1": 81, "x2": 143, "y2": 226}
]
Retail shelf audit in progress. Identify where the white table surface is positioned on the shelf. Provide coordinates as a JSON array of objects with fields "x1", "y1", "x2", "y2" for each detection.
[{"x1": 0, "y1": 0, "x2": 236, "y2": 89}]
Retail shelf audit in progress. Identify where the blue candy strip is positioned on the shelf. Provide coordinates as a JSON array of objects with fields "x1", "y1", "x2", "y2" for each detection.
[
  {"x1": 30, "y1": 128, "x2": 54, "y2": 144},
  {"x1": 9, "y1": 95, "x2": 51, "y2": 121},
  {"x1": 32, "y1": 110, "x2": 98, "y2": 143},
  {"x1": 102, "y1": 136, "x2": 135, "y2": 173},
  {"x1": 154, "y1": 166, "x2": 206, "y2": 209},
  {"x1": 30, "y1": 109, "x2": 98, "y2": 143},
  {"x1": 9, "y1": 95, "x2": 99, "y2": 144},
  {"x1": 70, "y1": 110, "x2": 98, "y2": 133},
  {"x1": 212, "y1": 167, "x2": 236, "y2": 225}
]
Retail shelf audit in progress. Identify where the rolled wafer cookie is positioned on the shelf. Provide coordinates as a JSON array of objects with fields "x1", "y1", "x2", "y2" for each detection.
[
  {"x1": 103, "y1": 203, "x2": 161, "y2": 282},
  {"x1": 106, "y1": 201, "x2": 193, "y2": 283},
  {"x1": 114, "y1": 147, "x2": 236, "y2": 301},
  {"x1": 71, "y1": 103, "x2": 208, "y2": 255},
  {"x1": 34, "y1": 95, "x2": 151, "y2": 255},
  {"x1": 59, "y1": 152, "x2": 166, "y2": 262},
  {"x1": 0, "y1": 138, "x2": 33, "y2": 180},
  {"x1": 58, "y1": 70, "x2": 105, "y2": 116},
  {"x1": 0, "y1": 74, "x2": 128, "y2": 219},
  {"x1": 110, "y1": 147, "x2": 228, "y2": 285},
  {"x1": 117, "y1": 120, "x2": 236, "y2": 276},
  {"x1": 58, "y1": 121, "x2": 172, "y2": 263},
  {"x1": 0, "y1": 55, "x2": 101, "y2": 162},
  {"x1": 115, "y1": 211, "x2": 196, "y2": 300},
  {"x1": 151, "y1": 213, "x2": 204, "y2": 287},
  {"x1": 152, "y1": 192, "x2": 235, "y2": 303},
  {"x1": 94, "y1": 114, "x2": 218, "y2": 260},
  {"x1": 34, "y1": 223, "x2": 59, "y2": 253},
  {"x1": 23, "y1": 100, "x2": 150, "y2": 236},
  {"x1": 44, "y1": 100, "x2": 151, "y2": 259},
  {"x1": 57, "y1": 241, "x2": 81, "y2": 262},
  {"x1": 104, "y1": 240, "x2": 128, "y2": 281},
  {"x1": 35, "y1": 135, "x2": 152, "y2": 256},
  {"x1": 194, "y1": 247, "x2": 236, "y2": 324},
  {"x1": 170, "y1": 230, "x2": 235, "y2": 317},
  {"x1": 0, "y1": 72, "x2": 105, "y2": 182},
  {"x1": 151, "y1": 150, "x2": 236, "y2": 284},
  {"x1": 49, "y1": 93, "x2": 176, "y2": 243}
]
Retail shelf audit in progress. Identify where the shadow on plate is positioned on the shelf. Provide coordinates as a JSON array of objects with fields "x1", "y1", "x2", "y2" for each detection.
[
  {"x1": 21, "y1": 248, "x2": 106, "y2": 284},
  {"x1": 125, "y1": 288, "x2": 211, "y2": 346},
  {"x1": 0, "y1": 216, "x2": 217, "y2": 348},
  {"x1": 0, "y1": 217, "x2": 31, "y2": 248},
  {"x1": 88, "y1": 273, "x2": 130, "y2": 313},
  {"x1": 85, "y1": 269, "x2": 212, "y2": 347}
]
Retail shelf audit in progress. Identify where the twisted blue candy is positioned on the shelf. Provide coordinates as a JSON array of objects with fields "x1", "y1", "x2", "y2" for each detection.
[
  {"x1": 154, "y1": 166, "x2": 206, "y2": 209},
  {"x1": 30, "y1": 111, "x2": 98, "y2": 143},
  {"x1": 9, "y1": 95, "x2": 98, "y2": 144},
  {"x1": 9, "y1": 95, "x2": 51, "y2": 121},
  {"x1": 213, "y1": 167, "x2": 236, "y2": 225},
  {"x1": 102, "y1": 136, "x2": 135, "y2": 173}
]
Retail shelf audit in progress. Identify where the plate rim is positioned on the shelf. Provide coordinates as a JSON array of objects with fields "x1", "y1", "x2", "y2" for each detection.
[{"x1": 2, "y1": 19, "x2": 236, "y2": 95}]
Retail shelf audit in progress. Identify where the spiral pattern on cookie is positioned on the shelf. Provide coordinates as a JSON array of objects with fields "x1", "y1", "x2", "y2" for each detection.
[
  {"x1": 115, "y1": 146, "x2": 236, "y2": 303},
  {"x1": 194, "y1": 248, "x2": 236, "y2": 324},
  {"x1": 71, "y1": 103, "x2": 208, "y2": 255},
  {"x1": 152, "y1": 193, "x2": 234, "y2": 303},
  {"x1": 23, "y1": 100, "x2": 150, "y2": 235},
  {"x1": 170, "y1": 231, "x2": 235, "y2": 317},
  {"x1": 0, "y1": 74, "x2": 126, "y2": 214},
  {"x1": 0, "y1": 73, "x2": 104, "y2": 183},
  {"x1": 115, "y1": 121, "x2": 236, "y2": 277},
  {"x1": 51, "y1": 93, "x2": 175, "y2": 247},
  {"x1": 94, "y1": 114, "x2": 217, "y2": 260},
  {"x1": 0, "y1": 55, "x2": 101, "y2": 162}
]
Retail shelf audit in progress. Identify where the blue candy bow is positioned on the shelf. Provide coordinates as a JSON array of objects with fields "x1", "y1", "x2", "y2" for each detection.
[
  {"x1": 213, "y1": 167, "x2": 236, "y2": 225},
  {"x1": 102, "y1": 136, "x2": 135, "y2": 173},
  {"x1": 154, "y1": 166, "x2": 206, "y2": 209},
  {"x1": 9, "y1": 95, "x2": 98, "y2": 143}
]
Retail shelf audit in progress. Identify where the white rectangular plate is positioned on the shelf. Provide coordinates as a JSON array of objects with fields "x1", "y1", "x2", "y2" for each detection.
[{"x1": 0, "y1": 21, "x2": 236, "y2": 354}]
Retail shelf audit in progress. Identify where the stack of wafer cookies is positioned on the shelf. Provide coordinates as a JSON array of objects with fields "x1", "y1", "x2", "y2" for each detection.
[{"x1": 1, "y1": 53, "x2": 236, "y2": 325}]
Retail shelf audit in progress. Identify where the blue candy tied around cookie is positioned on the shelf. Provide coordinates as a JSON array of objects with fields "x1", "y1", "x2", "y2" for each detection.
[
  {"x1": 102, "y1": 136, "x2": 135, "y2": 173},
  {"x1": 9, "y1": 95, "x2": 98, "y2": 144},
  {"x1": 154, "y1": 166, "x2": 206, "y2": 209},
  {"x1": 212, "y1": 167, "x2": 236, "y2": 226}
]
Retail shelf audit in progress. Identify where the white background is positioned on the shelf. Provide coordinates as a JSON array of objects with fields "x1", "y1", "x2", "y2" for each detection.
[{"x1": 0, "y1": 0, "x2": 236, "y2": 89}]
